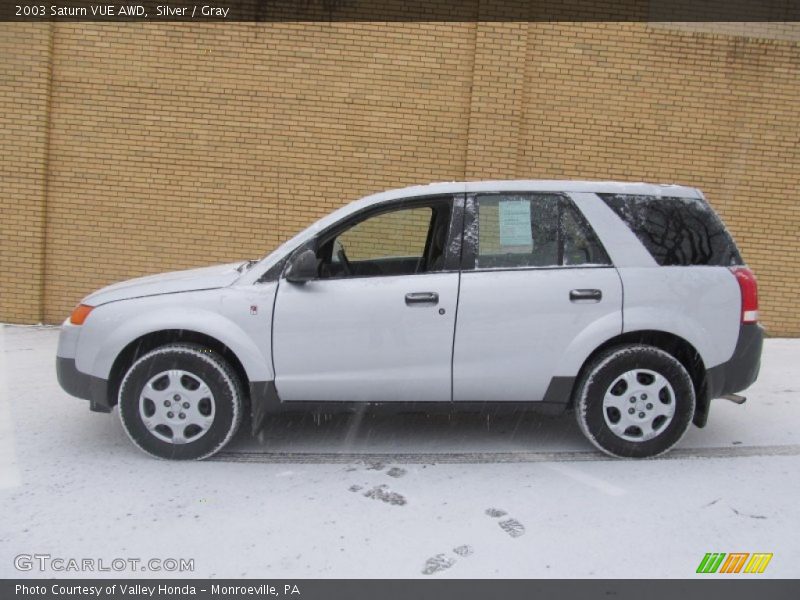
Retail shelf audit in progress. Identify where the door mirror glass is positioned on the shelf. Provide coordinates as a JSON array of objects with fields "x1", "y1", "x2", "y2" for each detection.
[{"x1": 284, "y1": 248, "x2": 319, "y2": 283}]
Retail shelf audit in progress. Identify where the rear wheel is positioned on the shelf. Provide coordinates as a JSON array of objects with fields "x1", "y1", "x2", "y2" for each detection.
[
  {"x1": 118, "y1": 343, "x2": 243, "y2": 460},
  {"x1": 575, "y1": 345, "x2": 695, "y2": 458}
]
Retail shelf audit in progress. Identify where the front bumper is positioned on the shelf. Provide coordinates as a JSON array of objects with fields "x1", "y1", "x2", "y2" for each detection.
[{"x1": 56, "y1": 356, "x2": 112, "y2": 413}]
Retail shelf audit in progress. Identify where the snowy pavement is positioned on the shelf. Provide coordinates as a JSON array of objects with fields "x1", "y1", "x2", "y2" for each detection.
[{"x1": 0, "y1": 325, "x2": 798, "y2": 578}]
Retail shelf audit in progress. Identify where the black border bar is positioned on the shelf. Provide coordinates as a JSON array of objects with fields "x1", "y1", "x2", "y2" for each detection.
[
  {"x1": 2, "y1": 0, "x2": 800, "y2": 22},
  {"x1": 3, "y1": 579, "x2": 800, "y2": 600}
]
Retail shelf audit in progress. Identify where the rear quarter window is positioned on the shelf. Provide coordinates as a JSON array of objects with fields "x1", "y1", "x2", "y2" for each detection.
[{"x1": 598, "y1": 194, "x2": 743, "y2": 267}]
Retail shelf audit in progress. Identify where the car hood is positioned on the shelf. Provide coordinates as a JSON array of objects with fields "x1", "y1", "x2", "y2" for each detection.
[{"x1": 83, "y1": 262, "x2": 244, "y2": 306}]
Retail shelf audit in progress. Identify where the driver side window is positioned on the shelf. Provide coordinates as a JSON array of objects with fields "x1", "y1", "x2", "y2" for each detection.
[{"x1": 319, "y1": 200, "x2": 450, "y2": 279}]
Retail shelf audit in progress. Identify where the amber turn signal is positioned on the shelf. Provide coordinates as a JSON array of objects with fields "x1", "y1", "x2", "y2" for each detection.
[{"x1": 69, "y1": 304, "x2": 94, "y2": 325}]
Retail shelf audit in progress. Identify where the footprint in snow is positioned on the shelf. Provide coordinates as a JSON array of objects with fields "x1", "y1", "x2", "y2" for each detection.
[
  {"x1": 347, "y1": 479, "x2": 408, "y2": 505},
  {"x1": 498, "y1": 518, "x2": 526, "y2": 538},
  {"x1": 486, "y1": 508, "x2": 526, "y2": 538},
  {"x1": 363, "y1": 484, "x2": 407, "y2": 506},
  {"x1": 346, "y1": 464, "x2": 408, "y2": 504},
  {"x1": 422, "y1": 545, "x2": 474, "y2": 575},
  {"x1": 422, "y1": 554, "x2": 454, "y2": 575}
]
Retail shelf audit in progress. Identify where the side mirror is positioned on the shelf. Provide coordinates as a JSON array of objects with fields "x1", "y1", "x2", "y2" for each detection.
[{"x1": 284, "y1": 249, "x2": 319, "y2": 284}]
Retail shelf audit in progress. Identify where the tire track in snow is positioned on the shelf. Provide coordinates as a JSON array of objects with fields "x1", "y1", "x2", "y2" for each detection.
[{"x1": 209, "y1": 443, "x2": 800, "y2": 464}]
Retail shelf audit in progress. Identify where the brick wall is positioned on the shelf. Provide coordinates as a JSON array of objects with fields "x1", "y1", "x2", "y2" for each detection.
[
  {"x1": 1, "y1": 20, "x2": 799, "y2": 335},
  {"x1": 0, "y1": 23, "x2": 52, "y2": 322}
]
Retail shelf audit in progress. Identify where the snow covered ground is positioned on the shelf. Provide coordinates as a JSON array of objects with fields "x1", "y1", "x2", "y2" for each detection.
[{"x1": 0, "y1": 325, "x2": 798, "y2": 579}]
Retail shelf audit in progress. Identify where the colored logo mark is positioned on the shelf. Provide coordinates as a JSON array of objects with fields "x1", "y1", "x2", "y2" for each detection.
[{"x1": 696, "y1": 553, "x2": 773, "y2": 574}]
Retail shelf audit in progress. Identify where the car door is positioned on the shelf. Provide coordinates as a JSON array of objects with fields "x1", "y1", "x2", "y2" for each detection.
[
  {"x1": 452, "y1": 191, "x2": 623, "y2": 402},
  {"x1": 271, "y1": 195, "x2": 463, "y2": 402}
]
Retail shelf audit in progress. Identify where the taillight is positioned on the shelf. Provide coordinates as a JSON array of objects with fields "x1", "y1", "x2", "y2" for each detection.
[
  {"x1": 730, "y1": 267, "x2": 758, "y2": 324},
  {"x1": 70, "y1": 304, "x2": 94, "y2": 325}
]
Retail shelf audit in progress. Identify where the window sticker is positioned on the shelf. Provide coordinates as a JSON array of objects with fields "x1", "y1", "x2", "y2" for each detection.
[{"x1": 498, "y1": 200, "x2": 533, "y2": 250}]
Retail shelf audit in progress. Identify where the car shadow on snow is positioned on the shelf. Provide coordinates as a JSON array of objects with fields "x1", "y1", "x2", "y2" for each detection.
[{"x1": 225, "y1": 409, "x2": 588, "y2": 456}]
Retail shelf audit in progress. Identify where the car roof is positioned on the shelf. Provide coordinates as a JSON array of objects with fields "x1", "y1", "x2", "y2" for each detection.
[{"x1": 360, "y1": 180, "x2": 701, "y2": 205}]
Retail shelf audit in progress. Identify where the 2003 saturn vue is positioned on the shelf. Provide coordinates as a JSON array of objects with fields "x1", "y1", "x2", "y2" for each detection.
[{"x1": 56, "y1": 181, "x2": 763, "y2": 459}]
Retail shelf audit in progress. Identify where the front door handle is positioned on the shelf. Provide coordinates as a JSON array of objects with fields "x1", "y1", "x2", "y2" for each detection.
[
  {"x1": 570, "y1": 289, "x2": 602, "y2": 302},
  {"x1": 405, "y1": 292, "x2": 439, "y2": 305}
]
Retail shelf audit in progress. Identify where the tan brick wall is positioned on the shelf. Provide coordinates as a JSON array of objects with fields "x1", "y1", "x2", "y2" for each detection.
[
  {"x1": 1, "y1": 19, "x2": 799, "y2": 336},
  {"x1": 465, "y1": 20, "x2": 528, "y2": 179},
  {"x1": 0, "y1": 23, "x2": 52, "y2": 323}
]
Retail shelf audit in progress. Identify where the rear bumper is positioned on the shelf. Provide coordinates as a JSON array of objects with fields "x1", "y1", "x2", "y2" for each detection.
[
  {"x1": 694, "y1": 322, "x2": 764, "y2": 427},
  {"x1": 56, "y1": 356, "x2": 112, "y2": 413},
  {"x1": 707, "y1": 323, "x2": 764, "y2": 398}
]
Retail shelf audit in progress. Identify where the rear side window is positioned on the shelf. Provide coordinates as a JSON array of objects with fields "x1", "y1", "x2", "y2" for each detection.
[
  {"x1": 598, "y1": 194, "x2": 743, "y2": 267},
  {"x1": 475, "y1": 193, "x2": 610, "y2": 269}
]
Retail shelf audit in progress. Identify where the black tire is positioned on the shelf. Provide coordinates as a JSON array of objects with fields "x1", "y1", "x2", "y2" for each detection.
[
  {"x1": 118, "y1": 343, "x2": 243, "y2": 460},
  {"x1": 575, "y1": 344, "x2": 695, "y2": 458}
]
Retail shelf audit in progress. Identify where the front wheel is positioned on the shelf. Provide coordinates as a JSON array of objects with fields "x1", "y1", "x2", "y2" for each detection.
[
  {"x1": 118, "y1": 344, "x2": 243, "y2": 460},
  {"x1": 575, "y1": 345, "x2": 695, "y2": 458}
]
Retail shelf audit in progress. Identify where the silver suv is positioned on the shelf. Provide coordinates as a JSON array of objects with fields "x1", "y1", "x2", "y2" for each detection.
[{"x1": 56, "y1": 181, "x2": 763, "y2": 460}]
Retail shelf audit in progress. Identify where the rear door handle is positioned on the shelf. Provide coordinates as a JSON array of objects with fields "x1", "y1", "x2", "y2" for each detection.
[
  {"x1": 570, "y1": 289, "x2": 602, "y2": 302},
  {"x1": 405, "y1": 292, "x2": 439, "y2": 305}
]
